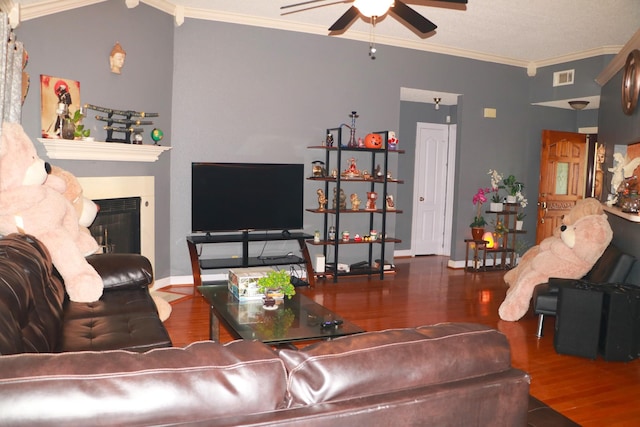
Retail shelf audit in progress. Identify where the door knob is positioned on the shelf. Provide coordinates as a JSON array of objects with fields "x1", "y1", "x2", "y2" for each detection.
[{"x1": 419, "y1": 196, "x2": 424, "y2": 201}]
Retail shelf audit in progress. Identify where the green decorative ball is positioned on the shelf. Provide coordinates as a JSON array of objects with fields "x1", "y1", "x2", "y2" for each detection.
[{"x1": 151, "y1": 128, "x2": 164, "y2": 142}]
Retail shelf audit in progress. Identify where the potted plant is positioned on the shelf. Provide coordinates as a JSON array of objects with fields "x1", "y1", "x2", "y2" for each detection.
[
  {"x1": 503, "y1": 174, "x2": 524, "y2": 203},
  {"x1": 488, "y1": 169, "x2": 505, "y2": 211},
  {"x1": 470, "y1": 187, "x2": 490, "y2": 240},
  {"x1": 70, "y1": 109, "x2": 91, "y2": 139},
  {"x1": 516, "y1": 212, "x2": 526, "y2": 230},
  {"x1": 256, "y1": 269, "x2": 296, "y2": 303}
]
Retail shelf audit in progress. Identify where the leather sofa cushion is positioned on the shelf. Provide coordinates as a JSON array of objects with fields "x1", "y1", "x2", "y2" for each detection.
[
  {"x1": 0, "y1": 340, "x2": 287, "y2": 426},
  {"x1": 280, "y1": 322, "x2": 513, "y2": 407},
  {"x1": 86, "y1": 252, "x2": 153, "y2": 290},
  {"x1": 0, "y1": 234, "x2": 65, "y2": 354}
]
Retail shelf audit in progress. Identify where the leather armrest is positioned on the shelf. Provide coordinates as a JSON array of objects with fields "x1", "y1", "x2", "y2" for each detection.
[{"x1": 86, "y1": 253, "x2": 153, "y2": 290}]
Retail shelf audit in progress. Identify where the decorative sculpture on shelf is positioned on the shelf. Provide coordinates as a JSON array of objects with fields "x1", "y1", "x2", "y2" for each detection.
[
  {"x1": 333, "y1": 187, "x2": 347, "y2": 210},
  {"x1": 342, "y1": 157, "x2": 360, "y2": 178},
  {"x1": 386, "y1": 195, "x2": 395, "y2": 210},
  {"x1": 84, "y1": 103, "x2": 159, "y2": 144},
  {"x1": 312, "y1": 160, "x2": 326, "y2": 177},
  {"x1": 350, "y1": 193, "x2": 361, "y2": 211},
  {"x1": 365, "y1": 191, "x2": 378, "y2": 211},
  {"x1": 339, "y1": 111, "x2": 358, "y2": 147},
  {"x1": 317, "y1": 188, "x2": 327, "y2": 211},
  {"x1": 325, "y1": 132, "x2": 334, "y2": 147},
  {"x1": 388, "y1": 131, "x2": 399, "y2": 150}
]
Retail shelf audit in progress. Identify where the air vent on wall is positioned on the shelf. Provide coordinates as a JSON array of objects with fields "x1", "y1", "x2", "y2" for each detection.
[{"x1": 553, "y1": 69, "x2": 575, "y2": 87}]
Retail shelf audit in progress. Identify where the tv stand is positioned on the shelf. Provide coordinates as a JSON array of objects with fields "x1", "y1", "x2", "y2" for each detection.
[{"x1": 187, "y1": 231, "x2": 315, "y2": 293}]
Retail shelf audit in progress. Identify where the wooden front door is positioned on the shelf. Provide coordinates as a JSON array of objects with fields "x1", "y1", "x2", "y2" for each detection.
[{"x1": 537, "y1": 130, "x2": 588, "y2": 243}]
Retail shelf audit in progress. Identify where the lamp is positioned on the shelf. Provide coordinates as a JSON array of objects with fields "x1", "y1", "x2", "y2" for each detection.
[
  {"x1": 434, "y1": 97, "x2": 441, "y2": 110},
  {"x1": 568, "y1": 100, "x2": 589, "y2": 110},
  {"x1": 354, "y1": 0, "x2": 394, "y2": 18},
  {"x1": 482, "y1": 232, "x2": 495, "y2": 249}
]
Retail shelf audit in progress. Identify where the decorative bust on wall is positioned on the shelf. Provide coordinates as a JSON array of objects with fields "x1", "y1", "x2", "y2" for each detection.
[{"x1": 109, "y1": 42, "x2": 126, "y2": 74}]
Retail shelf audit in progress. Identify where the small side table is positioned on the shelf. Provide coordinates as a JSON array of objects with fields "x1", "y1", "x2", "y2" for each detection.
[{"x1": 464, "y1": 239, "x2": 489, "y2": 272}]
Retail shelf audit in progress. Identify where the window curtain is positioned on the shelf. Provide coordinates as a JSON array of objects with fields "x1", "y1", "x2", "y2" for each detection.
[{"x1": 0, "y1": 11, "x2": 24, "y2": 135}]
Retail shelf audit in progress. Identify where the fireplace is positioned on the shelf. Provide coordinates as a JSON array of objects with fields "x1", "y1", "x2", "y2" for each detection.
[
  {"x1": 90, "y1": 197, "x2": 141, "y2": 254},
  {"x1": 77, "y1": 176, "x2": 155, "y2": 270}
]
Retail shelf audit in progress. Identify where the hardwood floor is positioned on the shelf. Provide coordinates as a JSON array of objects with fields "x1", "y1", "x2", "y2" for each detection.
[{"x1": 162, "y1": 256, "x2": 640, "y2": 426}]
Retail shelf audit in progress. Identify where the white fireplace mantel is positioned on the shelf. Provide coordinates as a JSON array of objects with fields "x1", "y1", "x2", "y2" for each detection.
[{"x1": 37, "y1": 138, "x2": 171, "y2": 162}]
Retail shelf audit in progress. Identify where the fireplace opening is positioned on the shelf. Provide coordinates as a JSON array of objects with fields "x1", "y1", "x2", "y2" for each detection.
[{"x1": 89, "y1": 197, "x2": 141, "y2": 254}]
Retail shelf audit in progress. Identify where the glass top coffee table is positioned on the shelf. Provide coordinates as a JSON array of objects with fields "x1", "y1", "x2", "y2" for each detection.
[{"x1": 198, "y1": 284, "x2": 364, "y2": 346}]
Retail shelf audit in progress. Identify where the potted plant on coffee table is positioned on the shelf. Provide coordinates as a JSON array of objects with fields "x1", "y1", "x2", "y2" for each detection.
[{"x1": 257, "y1": 270, "x2": 296, "y2": 309}]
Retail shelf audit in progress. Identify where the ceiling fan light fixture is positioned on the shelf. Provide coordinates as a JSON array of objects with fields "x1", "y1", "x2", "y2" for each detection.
[
  {"x1": 568, "y1": 100, "x2": 589, "y2": 110},
  {"x1": 354, "y1": 0, "x2": 394, "y2": 18}
]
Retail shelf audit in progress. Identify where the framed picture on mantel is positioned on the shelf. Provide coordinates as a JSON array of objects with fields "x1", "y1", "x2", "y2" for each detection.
[{"x1": 40, "y1": 74, "x2": 81, "y2": 139}]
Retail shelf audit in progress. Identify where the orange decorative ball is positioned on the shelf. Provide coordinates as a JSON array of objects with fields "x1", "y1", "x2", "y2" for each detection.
[{"x1": 364, "y1": 133, "x2": 383, "y2": 149}]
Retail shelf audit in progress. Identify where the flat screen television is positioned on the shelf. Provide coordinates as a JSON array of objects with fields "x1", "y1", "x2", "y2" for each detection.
[{"x1": 191, "y1": 162, "x2": 304, "y2": 233}]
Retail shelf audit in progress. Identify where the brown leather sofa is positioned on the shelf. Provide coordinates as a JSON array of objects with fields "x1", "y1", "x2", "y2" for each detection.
[
  {"x1": 0, "y1": 322, "x2": 530, "y2": 426},
  {"x1": 0, "y1": 233, "x2": 171, "y2": 354},
  {"x1": 0, "y1": 234, "x2": 577, "y2": 425}
]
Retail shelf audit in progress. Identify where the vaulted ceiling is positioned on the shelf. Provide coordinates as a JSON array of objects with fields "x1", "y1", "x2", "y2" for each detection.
[{"x1": 8, "y1": 0, "x2": 639, "y2": 70}]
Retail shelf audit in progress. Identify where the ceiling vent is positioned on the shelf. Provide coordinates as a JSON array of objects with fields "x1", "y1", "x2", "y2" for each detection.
[{"x1": 553, "y1": 69, "x2": 575, "y2": 87}]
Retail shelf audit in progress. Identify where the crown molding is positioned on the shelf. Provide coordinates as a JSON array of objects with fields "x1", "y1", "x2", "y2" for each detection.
[
  {"x1": 596, "y1": 28, "x2": 640, "y2": 86},
  {"x1": 20, "y1": 0, "x2": 106, "y2": 21}
]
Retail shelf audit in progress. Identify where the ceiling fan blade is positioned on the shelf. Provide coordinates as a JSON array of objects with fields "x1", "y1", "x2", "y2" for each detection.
[
  {"x1": 390, "y1": 1, "x2": 437, "y2": 34},
  {"x1": 281, "y1": 0, "x2": 329, "y2": 10},
  {"x1": 329, "y1": 6, "x2": 359, "y2": 31}
]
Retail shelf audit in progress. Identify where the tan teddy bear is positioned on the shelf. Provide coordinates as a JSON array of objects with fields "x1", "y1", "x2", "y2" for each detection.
[
  {"x1": 0, "y1": 122, "x2": 103, "y2": 302},
  {"x1": 504, "y1": 197, "x2": 603, "y2": 288},
  {"x1": 498, "y1": 211, "x2": 612, "y2": 321},
  {"x1": 45, "y1": 165, "x2": 99, "y2": 249}
]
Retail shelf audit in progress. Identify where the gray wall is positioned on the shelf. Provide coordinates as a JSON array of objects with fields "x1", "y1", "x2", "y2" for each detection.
[
  {"x1": 598, "y1": 68, "x2": 640, "y2": 284},
  {"x1": 17, "y1": 2, "x2": 174, "y2": 277},
  {"x1": 170, "y1": 18, "x2": 537, "y2": 275},
  {"x1": 14, "y1": 3, "x2": 622, "y2": 281}
]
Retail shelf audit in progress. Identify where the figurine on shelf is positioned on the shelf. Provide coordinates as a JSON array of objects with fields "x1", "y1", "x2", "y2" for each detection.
[
  {"x1": 386, "y1": 195, "x2": 395, "y2": 210},
  {"x1": 374, "y1": 164, "x2": 383, "y2": 178},
  {"x1": 388, "y1": 131, "x2": 399, "y2": 150},
  {"x1": 317, "y1": 188, "x2": 327, "y2": 211},
  {"x1": 325, "y1": 133, "x2": 334, "y2": 147},
  {"x1": 333, "y1": 187, "x2": 347, "y2": 210},
  {"x1": 342, "y1": 157, "x2": 360, "y2": 178},
  {"x1": 312, "y1": 160, "x2": 326, "y2": 177},
  {"x1": 350, "y1": 193, "x2": 361, "y2": 211},
  {"x1": 362, "y1": 170, "x2": 371, "y2": 180},
  {"x1": 365, "y1": 191, "x2": 378, "y2": 211}
]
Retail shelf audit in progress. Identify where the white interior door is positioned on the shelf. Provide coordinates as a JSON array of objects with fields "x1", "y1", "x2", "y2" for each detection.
[{"x1": 411, "y1": 123, "x2": 456, "y2": 255}]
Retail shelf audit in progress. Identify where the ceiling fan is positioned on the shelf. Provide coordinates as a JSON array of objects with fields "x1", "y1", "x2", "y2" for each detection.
[{"x1": 281, "y1": 0, "x2": 468, "y2": 35}]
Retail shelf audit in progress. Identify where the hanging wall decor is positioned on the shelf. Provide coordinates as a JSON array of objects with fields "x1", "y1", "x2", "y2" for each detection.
[{"x1": 109, "y1": 42, "x2": 126, "y2": 74}]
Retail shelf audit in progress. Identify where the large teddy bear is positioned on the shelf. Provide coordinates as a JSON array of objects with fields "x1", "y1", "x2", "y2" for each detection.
[
  {"x1": 0, "y1": 122, "x2": 103, "y2": 302},
  {"x1": 45, "y1": 164, "x2": 99, "y2": 232},
  {"x1": 498, "y1": 207, "x2": 612, "y2": 321},
  {"x1": 506, "y1": 198, "x2": 604, "y2": 283}
]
